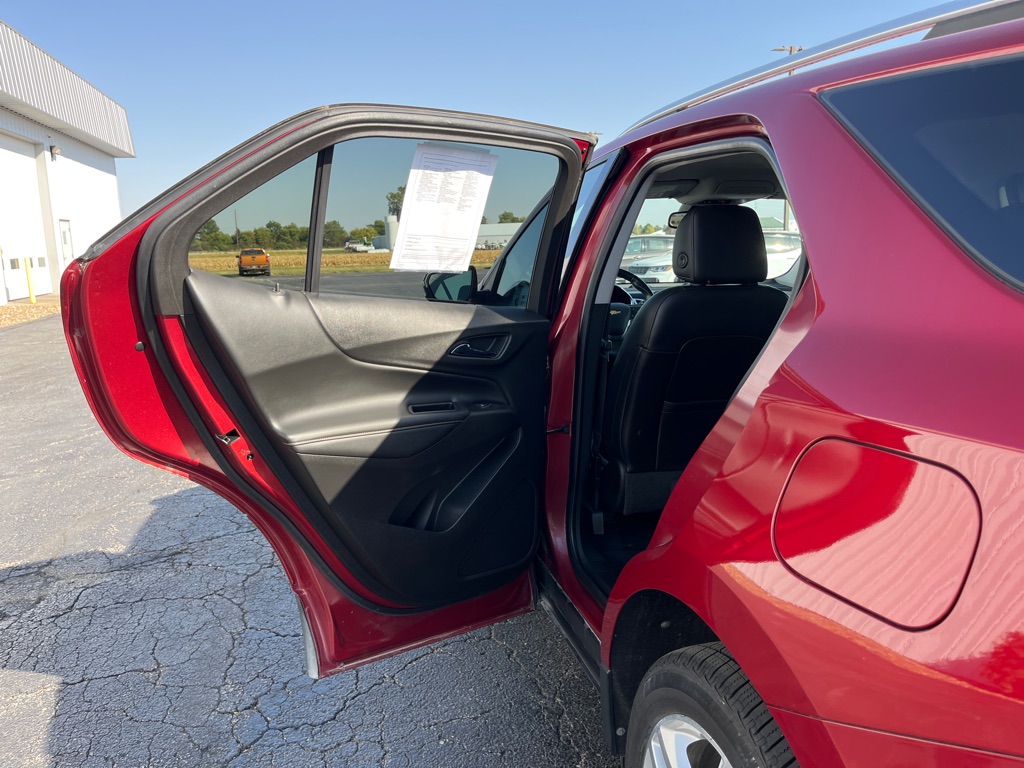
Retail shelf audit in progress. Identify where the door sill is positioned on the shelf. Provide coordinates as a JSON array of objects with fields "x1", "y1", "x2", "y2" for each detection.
[{"x1": 535, "y1": 561, "x2": 602, "y2": 687}]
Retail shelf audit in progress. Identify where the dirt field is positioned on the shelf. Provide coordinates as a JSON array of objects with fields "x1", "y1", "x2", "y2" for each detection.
[{"x1": 189, "y1": 249, "x2": 501, "y2": 275}]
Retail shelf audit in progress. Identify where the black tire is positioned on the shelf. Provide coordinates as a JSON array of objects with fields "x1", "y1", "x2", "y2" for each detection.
[{"x1": 625, "y1": 643, "x2": 797, "y2": 768}]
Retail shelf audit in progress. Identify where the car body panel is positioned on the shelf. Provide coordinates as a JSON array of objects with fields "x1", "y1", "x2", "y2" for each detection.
[
  {"x1": 772, "y1": 708, "x2": 1024, "y2": 767},
  {"x1": 773, "y1": 438, "x2": 981, "y2": 630},
  {"x1": 624, "y1": 252, "x2": 677, "y2": 283},
  {"x1": 237, "y1": 247, "x2": 270, "y2": 275},
  {"x1": 626, "y1": 230, "x2": 800, "y2": 283},
  {"x1": 63, "y1": 105, "x2": 594, "y2": 674},
  {"x1": 62, "y1": 13, "x2": 1024, "y2": 762},
  {"x1": 61, "y1": 222, "x2": 542, "y2": 672},
  {"x1": 600, "y1": 20, "x2": 1024, "y2": 757},
  {"x1": 619, "y1": 234, "x2": 674, "y2": 268}
]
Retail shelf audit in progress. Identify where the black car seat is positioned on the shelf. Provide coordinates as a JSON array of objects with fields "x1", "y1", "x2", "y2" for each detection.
[{"x1": 600, "y1": 205, "x2": 789, "y2": 516}]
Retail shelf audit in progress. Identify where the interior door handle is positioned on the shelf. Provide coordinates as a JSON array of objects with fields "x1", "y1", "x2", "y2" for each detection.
[
  {"x1": 449, "y1": 341, "x2": 498, "y2": 359},
  {"x1": 448, "y1": 334, "x2": 509, "y2": 360}
]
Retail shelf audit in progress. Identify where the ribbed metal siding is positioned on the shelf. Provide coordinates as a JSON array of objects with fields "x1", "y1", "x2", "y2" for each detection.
[{"x1": 0, "y1": 22, "x2": 134, "y2": 157}]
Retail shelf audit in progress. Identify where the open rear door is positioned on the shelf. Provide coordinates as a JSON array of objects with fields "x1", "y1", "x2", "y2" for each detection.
[{"x1": 63, "y1": 105, "x2": 593, "y2": 675}]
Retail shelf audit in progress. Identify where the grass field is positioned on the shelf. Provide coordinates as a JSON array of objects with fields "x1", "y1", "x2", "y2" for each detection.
[{"x1": 189, "y1": 249, "x2": 501, "y2": 276}]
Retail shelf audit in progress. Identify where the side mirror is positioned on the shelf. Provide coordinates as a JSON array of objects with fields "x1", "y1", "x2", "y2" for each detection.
[{"x1": 423, "y1": 265, "x2": 478, "y2": 302}]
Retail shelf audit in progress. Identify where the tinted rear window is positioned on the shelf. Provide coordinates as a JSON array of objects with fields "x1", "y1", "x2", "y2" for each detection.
[{"x1": 823, "y1": 56, "x2": 1024, "y2": 287}]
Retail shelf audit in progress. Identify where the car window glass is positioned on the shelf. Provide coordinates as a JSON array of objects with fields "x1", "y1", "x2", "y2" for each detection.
[
  {"x1": 823, "y1": 55, "x2": 1024, "y2": 288},
  {"x1": 618, "y1": 198, "x2": 800, "y2": 277},
  {"x1": 560, "y1": 159, "x2": 614, "y2": 283},
  {"x1": 743, "y1": 201, "x2": 802, "y2": 280},
  {"x1": 618, "y1": 197, "x2": 679, "y2": 274},
  {"x1": 320, "y1": 136, "x2": 559, "y2": 300},
  {"x1": 191, "y1": 137, "x2": 561, "y2": 302},
  {"x1": 489, "y1": 205, "x2": 547, "y2": 308},
  {"x1": 612, "y1": 153, "x2": 803, "y2": 298},
  {"x1": 188, "y1": 155, "x2": 316, "y2": 278}
]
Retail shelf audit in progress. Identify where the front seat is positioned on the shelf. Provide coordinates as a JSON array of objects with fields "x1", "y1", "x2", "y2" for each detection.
[{"x1": 600, "y1": 205, "x2": 789, "y2": 516}]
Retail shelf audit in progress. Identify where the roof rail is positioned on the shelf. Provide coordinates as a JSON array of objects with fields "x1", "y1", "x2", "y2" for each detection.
[{"x1": 624, "y1": 0, "x2": 1024, "y2": 133}]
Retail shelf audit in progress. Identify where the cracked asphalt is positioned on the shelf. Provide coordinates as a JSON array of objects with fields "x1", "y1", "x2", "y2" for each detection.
[{"x1": 0, "y1": 316, "x2": 618, "y2": 767}]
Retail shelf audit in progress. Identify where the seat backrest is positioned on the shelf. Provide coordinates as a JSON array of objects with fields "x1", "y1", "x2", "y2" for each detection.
[{"x1": 601, "y1": 206, "x2": 789, "y2": 515}]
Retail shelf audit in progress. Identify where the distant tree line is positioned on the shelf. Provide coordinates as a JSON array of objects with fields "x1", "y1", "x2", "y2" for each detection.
[
  {"x1": 191, "y1": 218, "x2": 387, "y2": 252},
  {"x1": 632, "y1": 223, "x2": 661, "y2": 235},
  {"x1": 190, "y1": 184, "x2": 526, "y2": 252}
]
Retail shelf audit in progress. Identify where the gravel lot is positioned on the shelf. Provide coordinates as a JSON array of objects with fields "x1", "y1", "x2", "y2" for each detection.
[
  {"x1": 0, "y1": 301, "x2": 61, "y2": 328},
  {"x1": 0, "y1": 316, "x2": 617, "y2": 768}
]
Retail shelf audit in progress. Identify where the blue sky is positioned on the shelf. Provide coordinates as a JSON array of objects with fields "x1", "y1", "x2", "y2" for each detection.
[{"x1": 4, "y1": 0, "x2": 939, "y2": 217}]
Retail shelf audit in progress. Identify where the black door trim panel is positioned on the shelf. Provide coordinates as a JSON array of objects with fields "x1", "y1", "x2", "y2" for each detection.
[{"x1": 185, "y1": 271, "x2": 549, "y2": 607}]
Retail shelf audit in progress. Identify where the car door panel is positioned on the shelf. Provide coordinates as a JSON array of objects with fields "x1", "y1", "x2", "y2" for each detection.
[
  {"x1": 184, "y1": 269, "x2": 547, "y2": 607},
  {"x1": 65, "y1": 104, "x2": 592, "y2": 670}
]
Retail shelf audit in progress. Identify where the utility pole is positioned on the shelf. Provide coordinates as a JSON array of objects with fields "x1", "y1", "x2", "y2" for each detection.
[
  {"x1": 772, "y1": 44, "x2": 803, "y2": 58},
  {"x1": 772, "y1": 45, "x2": 803, "y2": 231}
]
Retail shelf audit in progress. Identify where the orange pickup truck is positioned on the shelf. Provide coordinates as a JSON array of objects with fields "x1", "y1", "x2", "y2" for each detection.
[{"x1": 236, "y1": 248, "x2": 270, "y2": 276}]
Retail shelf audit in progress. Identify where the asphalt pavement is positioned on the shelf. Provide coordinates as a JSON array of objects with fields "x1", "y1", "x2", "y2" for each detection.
[
  {"x1": 0, "y1": 315, "x2": 617, "y2": 768},
  {"x1": 241, "y1": 271, "x2": 430, "y2": 299}
]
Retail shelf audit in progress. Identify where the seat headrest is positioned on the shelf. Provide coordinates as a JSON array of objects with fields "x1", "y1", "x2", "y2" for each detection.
[{"x1": 673, "y1": 206, "x2": 768, "y2": 284}]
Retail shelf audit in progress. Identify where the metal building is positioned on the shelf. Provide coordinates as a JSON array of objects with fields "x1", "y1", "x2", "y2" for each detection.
[{"x1": 0, "y1": 21, "x2": 133, "y2": 305}]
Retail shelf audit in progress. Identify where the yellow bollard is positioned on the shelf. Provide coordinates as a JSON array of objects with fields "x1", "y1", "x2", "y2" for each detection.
[{"x1": 23, "y1": 257, "x2": 35, "y2": 304}]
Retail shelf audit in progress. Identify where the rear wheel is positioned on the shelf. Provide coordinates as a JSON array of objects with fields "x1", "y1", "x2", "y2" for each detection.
[{"x1": 625, "y1": 643, "x2": 797, "y2": 768}]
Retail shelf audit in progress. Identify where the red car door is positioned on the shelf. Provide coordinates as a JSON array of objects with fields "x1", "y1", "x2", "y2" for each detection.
[{"x1": 63, "y1": 105, "x2": 592, "y2": 675}]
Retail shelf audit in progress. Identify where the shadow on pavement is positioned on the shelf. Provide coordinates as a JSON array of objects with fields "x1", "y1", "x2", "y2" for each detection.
[
  {"x1": 0, "y1": 487, "x2": 615, "y2": 768},
  {"x1": 0, "y1": 315, "x2": 615, "y2": 768}
]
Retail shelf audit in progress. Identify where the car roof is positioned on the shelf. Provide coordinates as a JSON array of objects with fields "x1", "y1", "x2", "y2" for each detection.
[
  {"x1": 599, "y1": 1, "x2": 1024, "y2": 158},
  {"x1": 627, "y1": 1, "x2": 1023, "y2": 133}
]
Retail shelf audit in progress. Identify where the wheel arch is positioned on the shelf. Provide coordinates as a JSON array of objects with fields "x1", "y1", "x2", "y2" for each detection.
[
  {"x1": 605, "y1": 589, "x2": 719, "y2": 753},
  {"x1": 603, "y1": 552, "x2": 814, "y2": 755}
]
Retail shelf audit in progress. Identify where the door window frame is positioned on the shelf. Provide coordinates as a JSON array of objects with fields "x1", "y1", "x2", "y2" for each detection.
[
  {"x1": 565, "y1": 136, "x2": 808, "y2": 601},
  {"x1": 123, "y1": 106, "x2": 591, "y2": 618},
  {"x1": 139, "y1": 109, "x2": 588, "y2": 319}
]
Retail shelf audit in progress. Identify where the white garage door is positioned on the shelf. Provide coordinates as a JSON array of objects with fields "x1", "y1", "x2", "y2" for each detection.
[{"x1": 0, "y1": 132, "x2": 52, "y2": 300}]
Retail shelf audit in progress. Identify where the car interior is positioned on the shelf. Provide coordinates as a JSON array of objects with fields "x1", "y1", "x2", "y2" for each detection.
[
  {"x1": 154, "y1": 128, "x2": 804, "y2": 613},
  {"x1": 149, "y1": 129, "x2": 587, "y2": 612},
  {"x1": 571, "y1": 146, "x2": 805, "y2": 599}
]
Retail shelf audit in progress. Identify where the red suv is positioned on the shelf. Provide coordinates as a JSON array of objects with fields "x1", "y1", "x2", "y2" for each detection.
[{"x1": 62, "y1": 3, "x2": 1024, "y2": 765}]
